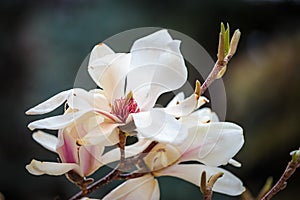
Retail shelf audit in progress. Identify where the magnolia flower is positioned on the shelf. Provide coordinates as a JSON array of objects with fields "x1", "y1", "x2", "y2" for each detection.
[
  {"x1": 26, "y1": 111, "x2": 106, "y2": 177},
  {"x1": 102, "y1": 103, "x2": 245, "y2": 199},
  {"x1": 26, "y1": 30, "x2": 205, "y2": 146}
]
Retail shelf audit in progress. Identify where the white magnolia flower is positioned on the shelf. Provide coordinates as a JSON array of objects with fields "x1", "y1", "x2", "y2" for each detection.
[
  {"x1": 26, "y1": 30, "x2": 204, "y2": 146},
  {"x1": 102, "y1": 106, "x2": 245, "y2": 199}
]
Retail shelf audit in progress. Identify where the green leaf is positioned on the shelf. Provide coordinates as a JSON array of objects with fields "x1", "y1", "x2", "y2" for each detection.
[{"x1": 224, "y1": 23, "x2": 230, "y2": 55}]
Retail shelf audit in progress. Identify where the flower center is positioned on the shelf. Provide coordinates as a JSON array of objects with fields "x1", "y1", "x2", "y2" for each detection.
[{"x1": 111, "y1": 95, "x2": 140, "y2": 123}]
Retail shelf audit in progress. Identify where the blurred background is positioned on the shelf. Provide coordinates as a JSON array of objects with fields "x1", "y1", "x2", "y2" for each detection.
[{"x1": 0, "y1": 0, "x2": 299, "y2": 199}]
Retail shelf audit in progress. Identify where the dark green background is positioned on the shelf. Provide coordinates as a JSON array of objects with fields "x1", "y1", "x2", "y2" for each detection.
[{"x1": 0, "y1": 0, "x2": 299, "y2": 199}]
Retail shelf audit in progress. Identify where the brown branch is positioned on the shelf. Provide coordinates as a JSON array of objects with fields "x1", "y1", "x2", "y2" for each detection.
[
  {"x1": 261, "y1": 148, "x2": 300, "y2": 200},
  {"x1": 69, "y1": 140, "x2": 158, "y2": 199}
]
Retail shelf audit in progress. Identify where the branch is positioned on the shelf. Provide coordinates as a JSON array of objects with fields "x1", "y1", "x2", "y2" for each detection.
[
  {"x1": 200, "y1": 24, "x2": 241, "y2": 95},
  {"x1": 69, "y1": 140, "x2": 158, "y2": 199},
  {"x1": 261, "y1": 148, "x2": 300, "y2": 200}
]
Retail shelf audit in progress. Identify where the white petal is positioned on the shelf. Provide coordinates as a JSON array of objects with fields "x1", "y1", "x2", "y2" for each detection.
[
  {"x1": 100, "y1": 139, "x2": 152, "y2": 165},
  {"x1": 132, "y1": 109, "x2": 188, "y2": 145},
  {"x1": 89, "y1": 43, "x2": 115, "y2": 66},
  {"x1": 179, "y1": 122, "x2": 244, "y2": 166},
  {"x1": 166, "y1": 92, "x2": 185, "y2": 108},
  {"x1": 32, "y1": 131, "x2": 58, "y2": 153},
  {"x1": 28, "y1": 110, "x2": 93, "y2": 131},
  {"x1": 26, "y1": 159, "x2": 79, "y2": 176},
  {"x1": 180, "y1": 108, "x2": 215, "y2": 127},
  {"x1": 67, "y1": 88, "x2": 110, "y2": 111},
  {"x1": 164, "y1": 94, "x2": 198, "y2": 118},
  {"x1": 228, "y1": 159, "x2": 242, "y2": 167},
  {"x1": 80, "y1": 122, "x2": 120, "y2": 146},
  {"x1": 103, "y1": 174, "x2": 159, "y2": 200},
  {"x1": 88, "y1": 53, "x2": 130, "y2": 102},
  {"x1": 155, "y1": 164, "x2": 245, "y2": 196},
  {"x1": 127, "y1": 30, "x2": 187, "y2": 110},
  {"x1": 25, "y1": 90, "x2": 70, "y2": 115}
]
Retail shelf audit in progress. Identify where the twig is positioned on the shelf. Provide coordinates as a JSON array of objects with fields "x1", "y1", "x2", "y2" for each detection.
[
  {"x1": 261, "y1": 148, "x2": 300, "y2": 200},
  {"x1": 69, "y1": 140, "x2": 158, "y2": 199},
  {"x1": 200, "y1": 27, "x2": 241, "y2": 95}
]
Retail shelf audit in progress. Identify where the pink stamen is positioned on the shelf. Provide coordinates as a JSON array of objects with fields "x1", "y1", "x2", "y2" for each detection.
[{"x1": 111, "y1": 97, "x2": 140, "y2": 122}]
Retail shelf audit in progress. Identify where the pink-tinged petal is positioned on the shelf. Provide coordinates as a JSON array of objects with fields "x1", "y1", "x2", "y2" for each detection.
[
  {"x1": 25, "y1": 90, "x2": 71, "y2": 115},
  {"x1": 78, "y1": 145, "x2": 104, "y2": 176},
  {"x1": 89, "y1": 43, "x2": 115, "y2": 66},
  {"x1": 27, "y1": 110, "x2": 93, "y2": 131},
  {"x1": 127, "y1": 30, "x2": 187, "y2": 110},
  {"x1": 80, "y1": 122, "x2": 120, "y2": 146},
  {"x1": 32, "y1": 131, "x2": 58, "y2": 153},
  {"x1": 103, "y1": 174, "x2": 159, "y2": 200},
  {"x1": 132, "y1": 109, "x2": 188, "y2": 145},
  {"x1": 56, "y1": 129, "x2": 78, "y2": 164},
  {"x1": 179, "y1": 122, "x2": 244, "y2": 166},
  {"x1": 67, "y1": 88, "x2": 110, "y2": 112},
  {"x1": 26, "y1": 159, "x2": 79, "y2": 176},
  {"x1": 88, "y1": 53, "x2": 130, "y2": 102},
  {"x1": 155, "y1": 164, "x2": 245, "y2": 196}
]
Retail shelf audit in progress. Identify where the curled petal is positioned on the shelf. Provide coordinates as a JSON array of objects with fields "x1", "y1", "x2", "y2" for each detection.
[
  {"x1": 155, "y1": 164, "x2": 245, "y2": 196},
  {"x1": 88, "y1": 53, "x2": 131, "y2": 102},
  {"x1": 25, "y1": 90, "x2": 70, "y2": 115},
  {"x1": 103, "y1": 174, "x2": 159, "y2": 200},
  {"x1": 180, "y1": 108, "x2": 217, "y2": 128},
  {"x1": 164, "y1": 94, "x2": 198, "y2": 118},
  {"x1": 179, "y1": 122, "x2": 244, "y2": 166},
  {"x1": 132, "y1": 109, "x2": 188, "y2": 145},
  {"x1": 166, "y1": 92, "x2": 185, "y2": 108},
  {"x1": 89, "y1": 43, "x2": 115, "y2": 66},
  {"x1": 26, "y1": 159, "x2": 79, "y2": 176},
  {"x1": 27, "y1": 110, "x2": 93, "y2": 131},
  {"x1": 127, "y1": 29, "x2": 187, "y2": 110},
  {"x1": 32, "y1": 131, "x2": 58, "y2": 153}
]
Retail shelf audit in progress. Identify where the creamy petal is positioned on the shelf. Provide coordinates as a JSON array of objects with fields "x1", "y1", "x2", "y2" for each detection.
[
  {"x1": 164, "y1": 94, "x2": 198, "y2": 118},
  {"x1": 27, "y1": 110, "x2": 93, "y2": 131},
  {"x1": 166, "y1": 92, "x2": 185, "y2": 108},
  {"x1": 80, "y1": 122, "x2": 120, "y2": 146},
  {"x1": 100, "y1": 139, "x2": 152, "y2": 165},
  {"x1": 155, "y1": 164, "x2": 245, "y2": 196},
  {"x1": 32, "y1": 131, "x2": 58, "y2": 153},
  {"x1": 88, "y1": 53, "x2": 130, "y2": 102},
  {"x1": 89, "y1": 43, "x2": 115, "y2": 66},
  {"x1": 103, "y1": 174, "x2": 159, "y2": 200},
  {"x1": 25, "y1": 90, "x2": 70, "y2": 115},
  {"x1": 127, "y1": 30, "x2": 187, "y2": 110},
  {"x1": 180, "y1": 108, "x2": 216, "y2": 128},
  {"x1": 67, "y1": 88, "x2": 110, "y2": 111},
  {"x1": 26, "y1": 159, "x2": 79, "y2": 176},
  {"x1": 132, "y1": 109, "x2": 188, "y2": 145},
  {"x1": 179, "y1": 122, "x2": 244, "y2": 166}
]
